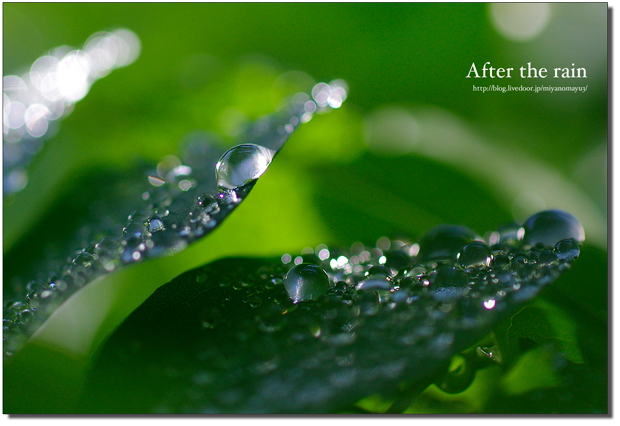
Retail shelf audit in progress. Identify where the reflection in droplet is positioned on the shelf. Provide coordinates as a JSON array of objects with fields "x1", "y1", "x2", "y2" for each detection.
[
  {"x1": 522, "y1": 210, "x2": 585, "y2": 247},
  {"x1": 283, "y1": 263, "x2": 329, "y2": 303},
  {"x1": 147, "y1": 217, "x2": 164, "y2": 233},
  {"x1": 215, "y1": 144, "x2": 275, "y2": 190}
]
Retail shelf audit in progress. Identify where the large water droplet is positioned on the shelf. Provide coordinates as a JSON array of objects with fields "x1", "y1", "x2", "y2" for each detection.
[
  {"x1": 418, "y1": 225, "x2": 482, "y2": 261},
  {"x1": 283, "y1": 263, "x2": 329, "y2": 303},
  {"x1": 433, "y1": 265, "x2": 468, "y2": 288},
  {"x1": 522, "y1": 210, "x2": 585, "y2": 247},
  {"x1": 215, "y1": 144, "x2": 275, "y2": 190},
  {"x1": 356, "y1": 275, "x2": 391, "y2": 291},
  {"x1": 457, "y1": 241, "x2": 492, "y2": 269}
]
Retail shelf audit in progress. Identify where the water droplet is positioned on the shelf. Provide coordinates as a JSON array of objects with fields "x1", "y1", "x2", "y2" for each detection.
[
  {"x1": 215, "y1": 144, "x2": 275, "y2": 190},
  {"x1": 72, "y1": 251, "x2": 96, "y2": 268},
  {"x1": 554, "y1": 239, "x2": 580, "y2": 261},
  {"x1": 197, "y1": 193, "x2": 215, "y2": 206},
  {"x1": 491, "y1": 254, "x2": 510, "y2": 268},
  {"x1": 418, "y1": 225, "x2": 482, "y2": 261},
  {"x1": 356, "y1": 275, "x2": 391, "y2": 291},
  {"x1": 147, "y1": 216, "x2": 164, "y2": 233},
  {"x1": 123, "y1": 222, "x2": 148, "y2": 245},
  {"x1": 511, "y1": 251, "x2": 528, "y2": 265},
  {"x1": 522, "y1": 210, "x2": 585, "y2": 247},
  {"x1": 283, "y1": 263, "x2": 329, "y2": 303},
  {"x1": 248, "y1": 295, "x2": 262, "y2": 308},
  {"x1": 434, "y1": 265, "x2": 469, "y2": 288},
  {"x1": 457, "y1": 242, "x2": 492, "y2": 269},
  {"x1": 383, "y1": 249, "x2": 410, "y2": 270},
  {"x1": 536, "y1": 249, "x2": 558, "y2": 266},
  {"x1": 496, "y1": 221, "x2": 523, "y2": 244},
  {"x1": 366, "y1": 265, "x2": 392, "y2": 277},
  {"x1": 199, "y1": 306, "x2": 222, "y2": 329}
]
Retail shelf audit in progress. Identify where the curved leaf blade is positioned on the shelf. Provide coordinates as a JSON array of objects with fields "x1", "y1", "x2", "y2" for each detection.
[
  {"x1": 3, "y1": 81, "x2": 347, "y2": 358},
  {"x1": 83, "y1": 227, "x2": 581, "y2": 413}
]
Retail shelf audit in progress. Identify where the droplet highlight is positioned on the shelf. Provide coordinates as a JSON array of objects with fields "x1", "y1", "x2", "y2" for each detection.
[
  {"x1": 215, "y1": 144, "x2": 275, "y2": 191},
  {"x1": 457, "y1": 241, "x2": 492, "y2": 269},
  {"x1": 283, "y1": 263, "x2": 329, "y2": 303}
]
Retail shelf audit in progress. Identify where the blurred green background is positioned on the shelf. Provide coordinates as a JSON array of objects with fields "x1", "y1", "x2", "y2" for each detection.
[{"x1": 3, "y1": 3, "x2": 608, "y2": 413}]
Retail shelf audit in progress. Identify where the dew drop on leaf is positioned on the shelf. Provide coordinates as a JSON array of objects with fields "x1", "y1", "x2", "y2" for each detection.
[
  {"x1": 554, "y1": 239, "x2": 580, "y2": 261},
  {"x1": 457, "y1": 241, "x2": 493, "y2": 269},
  {"x1": 215, "y1": 144, "x2": 275, "y2": 191},
  {"x1": 496, "y1": 221, "x2": 523, "y2": 244},
  {"x1": 357, "y1": 275, "x2": 391, "y2": 291},
  {"x1": 147, "y1": 216, "x2": 164, "y2": 233},
  {"x1": 418, "y1": 224, "x2": 482, "y2": 262},
  {"x1": 536, "y1": 249, "x2": 558, "y2": 266},
  {"x1": 283, "y1": 263, "x2": 330, "y2": 303},
  {"x1": 199, "y1": 306, "x2": 222, "y2": 329},
  {"x1": 522, "y1": 210, "x2": 585, "y2": 247}
]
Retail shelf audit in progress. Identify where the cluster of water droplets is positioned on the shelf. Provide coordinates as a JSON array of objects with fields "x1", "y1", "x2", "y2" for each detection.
[
  {"x1": 3, "y1": 80, "x2": 348, "y2": 358},
  {"x1": 86, "y1": 210, "x2": 584, "y2": 413},
  {"x1": 3, "y1": 29, "x2": 141, "y2": 195}
]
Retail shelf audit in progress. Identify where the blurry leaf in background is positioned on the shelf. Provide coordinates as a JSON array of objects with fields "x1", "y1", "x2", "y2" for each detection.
[{"x1": 363, "y1": 106, "x2": 606, "y2": 249}]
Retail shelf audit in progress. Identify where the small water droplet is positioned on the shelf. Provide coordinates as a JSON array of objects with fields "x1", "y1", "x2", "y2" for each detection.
[
  {"x1": 491, "y1": 254, "x2": 510, "y2": 268},
  {"x1": 522, "y1": 210, "x2": 585, "y2": 247},
  {"x1": 72, "y1": 251, "x2": 96, "y2": 268},
  {"x1": 199, "y1": 306, "x2": 222, "y2": 329},
  {"x1": 147, "y1": 216, "x2": 164, "y2": 233},
  {"x1": 215, "y1": 144, "x2": 275, "y2": 190},
  {"x1": 511, "y1": 251, "x2": 528, "y2": 265},
  {"x1": 283, "y1": 263, "x2": 329, "y2": 303},
  {"x1": 537, "y1": 249, "x2": 558, "y2": 265},
  {"x1": 457, "y1": 241, "x2": 492, "y2": 269},
  {"x1": 123, "y1": 222, "x2": 148, "y2": 245},
  {"x1": 554, "y1": 239, "x2": 580, "y2": 261},
  {"x1": 433, "y1": 265, "x2": 468, "y2": 288},
  {"x1": 248, "y1": 295, "x2": 262, "y2": 308},
  {"x1": 418, "y1": 224, "x2": 482, "y2": 261}
]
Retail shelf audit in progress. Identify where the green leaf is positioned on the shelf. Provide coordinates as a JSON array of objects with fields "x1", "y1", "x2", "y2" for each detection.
[
  {"x1": 80, "y1": 228, "x2": 581, "y2": 413},
  {"x1": 3, "y1": 68, "x2": 347, "y2": 359}
]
